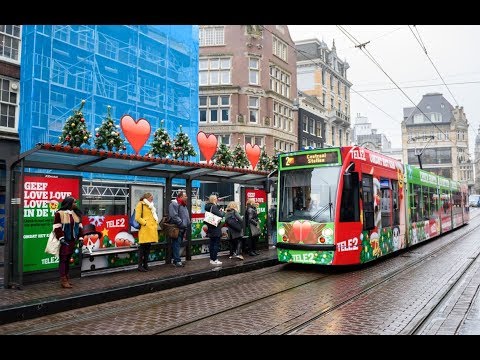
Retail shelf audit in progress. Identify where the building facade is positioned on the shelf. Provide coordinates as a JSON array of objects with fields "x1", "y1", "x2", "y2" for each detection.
[
  {"x1": 353, "y1": 113, "x2": 391, "y2": 152},
  {"x1": 16, "y1": 25, "x2": 199, "y2": 219},
  {"x1": 198, "y1": 25, "x2": 298, "y2": 158},
  {"x1": 0, "y1": 25, "x2": 22, "y2": 243},
  {"x1": 296, "y1": 38, "x2": 352, "y2": 147},
  {"x1": 474, "y1": 126, "x2": 480, "y2": 193},
  {"x1": 401, "y1": 93, "x2": 474, "y2": 190},
  {"x1": 297, "y1": 90, "x2": 326, "y2": 149}
]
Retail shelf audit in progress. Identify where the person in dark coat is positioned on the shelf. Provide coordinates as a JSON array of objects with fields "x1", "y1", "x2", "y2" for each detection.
[
  {"x1": 168, "y1": 191, "x2": 191, "y2": 267},
  {"x1": 245, "y1": 198, "x2": 260, "y2": 256},
  {"x1": 225, "y1": 201, "x2": 244, "y2": 260},
  {"x1": 53, "y1": 196, "x2": 84, "y2": 289},
  {"x1": 204, "y1": 194, "x2": 224, "y2": 266}
]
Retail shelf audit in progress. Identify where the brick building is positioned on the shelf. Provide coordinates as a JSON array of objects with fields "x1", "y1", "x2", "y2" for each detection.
[{"x1": 198, "y1": 25, "x2": 298, "y2": 159}]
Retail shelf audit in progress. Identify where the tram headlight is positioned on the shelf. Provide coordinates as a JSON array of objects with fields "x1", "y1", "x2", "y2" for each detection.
[{"x1": 278, "y1": 228, "x2": 285, "y2": 236}]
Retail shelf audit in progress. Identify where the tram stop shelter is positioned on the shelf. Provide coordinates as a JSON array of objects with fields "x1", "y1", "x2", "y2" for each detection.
[{"x1": 4, "y1": 143, "x2": 270, "y2": 289}]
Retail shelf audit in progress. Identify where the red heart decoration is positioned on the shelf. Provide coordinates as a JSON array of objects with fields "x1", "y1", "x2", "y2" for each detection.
[
  {"x1": 245, "y1": 143, "x2": 261, "y2": 169},
  {"x1": 301, "y1": 222, "x2": 313, "y2": 243},
  {"x1": 120, "y1": 115, "x2": 151, "y2": 154},
  {"x1": 292, "y1": 221, "x2": 312, "y2": 243},
  {"x1": 292, "y1": 221, "x2": 302, "y2": 242},
  {"x1": 197, "y1": 131, "x2": 217, "y2": 163}
]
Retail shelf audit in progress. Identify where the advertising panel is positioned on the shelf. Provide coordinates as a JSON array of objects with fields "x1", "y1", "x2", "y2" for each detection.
[
  {"x1": 23, "y1": 174, "x2": 81, "y2": 272},
  {"x1": 245, "y1": 189, "x2": 267, "y2": 243}
]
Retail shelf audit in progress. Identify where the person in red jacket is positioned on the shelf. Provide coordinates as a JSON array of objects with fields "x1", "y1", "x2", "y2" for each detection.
[{"x1": 53, "y1": 196, "x2": 83, "y2": 288}]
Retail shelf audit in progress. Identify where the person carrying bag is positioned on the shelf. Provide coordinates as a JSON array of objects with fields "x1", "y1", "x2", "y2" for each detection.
[
  {"x1": 168, "y1": 191, "x2": 191, "y2": 267},
  {"x1": 245, "y1": 198, "x2": 260, "y2": 256},
  {"x1": 204, "y1": 194, "x2": 224, "y2": 266},
  {"x1": 225, "y1": 201, "x2": 244, "y2": 260},
  {"x1": 135, "y1": 192, "x2": 159, "y2": 272}
]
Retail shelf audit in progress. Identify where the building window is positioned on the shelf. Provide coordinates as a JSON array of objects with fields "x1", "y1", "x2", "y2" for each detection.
[
  {"x1": 322, "y1": 69, "x2": 326, "y2": 86},
  {"x1": 316, "y1": 122, "x2": 322, "y2": 137},
  {"x1": 199, "y1": 95, "x2": 230, "y2": 123},
  {"x1": 249, "y1": 58, "x2": 259, "y2": 85},
  {"x1": 322, "y1": 93, "x2": 326, "y2": 106},
  {"x1": 302, "y1": 115, "x2": 308, "y2": 132},
  {"x1": 309, "y1": 118, "x2": 314, "y2": 134},
  {"x1": 339, "y1": 129, "x2": 343, "y2": 146},
  {"x1": 330, "y1": 74, "x2": 334, "y2": 91},
  {"x1": 430, "y1": 112, "x2": 442, "y2": 122},
  {"x1": 331, "y1": 97, "x2": 335, "y2": 110},
  {"x1": 199, "y1": 57, "x2": 231, "y2": 86},
  {"x1": 0, "y1": 25, "x2": 21, "y2": 63},
  {"x1": 272, "y1": 35, "x2": 288, "y2": 62},
  {"x1": 332, "y1": 126, "x2": 335, "y2": 146},
  {"x1": 218, "y1": 134, "x2": 230, "y2": 146},
  {"x1": 273, "y1": 100, "x2": 293, "y2": 132},
  {"x1": 199, "y1": 26, "x2": 225, "y2": 46},
  {"x1": 245, "y1": 135, "x2": 264, "y2": 147},
  {"x1": 270, "y1": 66, "x2": 290, "y2": 98},
  {"x1": 249, "y1": 96, "x2": 259, "y2": 123},
  {"x1": 0, "y1": 77, "x2": 18, "y2": 131}
]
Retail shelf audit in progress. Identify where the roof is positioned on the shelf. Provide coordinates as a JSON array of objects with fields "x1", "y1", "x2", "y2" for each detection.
[
  {"x1": 403, "y1": 93, "x2": 454, "y2": 125},
  {"x1": 8, "y1": 143, "x2": 269, "y2": 185}
]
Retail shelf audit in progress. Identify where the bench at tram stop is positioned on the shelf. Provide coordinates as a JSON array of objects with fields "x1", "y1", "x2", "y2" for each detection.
[{"x1": 81, "y1": 235, "x2": 254, "y2": 270}]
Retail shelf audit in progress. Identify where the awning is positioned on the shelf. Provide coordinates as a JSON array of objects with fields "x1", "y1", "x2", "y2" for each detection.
[{"x1": 8, "y1": 143, "x2": 269, "y2": 185}]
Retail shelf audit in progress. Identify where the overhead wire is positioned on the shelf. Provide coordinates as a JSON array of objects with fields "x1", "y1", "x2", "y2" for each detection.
[
  {"x1": 260, "y1": 25, "x2": 402, "y2": 126},
  {"x1": 336, "y1": 25, "x2": 456, "y2": 146},
  {"x1": 408, "y1": 25, "x2": 460, "y2": 107}
]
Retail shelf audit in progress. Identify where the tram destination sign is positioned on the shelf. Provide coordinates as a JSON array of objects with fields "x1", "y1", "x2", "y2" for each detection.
[{"x1": 281, "y1": 150, "x2": 340, "y2": 169}]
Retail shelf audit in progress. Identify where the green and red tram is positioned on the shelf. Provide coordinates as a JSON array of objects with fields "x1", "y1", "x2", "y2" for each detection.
[{"x1": 275, "y1": 146, "x2": 469, "y2": 266}]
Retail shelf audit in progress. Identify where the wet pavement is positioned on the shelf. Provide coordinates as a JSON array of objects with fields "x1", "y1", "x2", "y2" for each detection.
[{"x1": 0, "y1": 248, "x2": 278, "y2": 325}]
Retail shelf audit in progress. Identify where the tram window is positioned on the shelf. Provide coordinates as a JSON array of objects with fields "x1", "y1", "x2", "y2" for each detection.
[
  {"x1": 392, "y1": 180, "x2": 400, "y2": 226},
  {"x1": 411, "y1": 184, "x2": 421, "y2": 222},
  {"x1": 422, "y1": 185, "x2": 429, "y2": 220},
  {"x1": 362, "y1": 174, "x2": 374, "y2": 230},
  {"x1": 381, "y1": 187, "x2": 392, "y2": 227},
  {"x1": 340, "y1": 172, "x2": 359, "y2": 222}
]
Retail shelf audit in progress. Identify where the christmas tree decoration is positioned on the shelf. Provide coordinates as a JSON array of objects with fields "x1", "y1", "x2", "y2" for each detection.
[
  {"x1": 270, "y1": 152, "x2": 280, "y2": 171},
  {"x1": 172, "y1": 125, "x2": 196, "y2": 160},
  {"x1": 231, "y1": 141, "x2": 249, "y2": 168},
  {"x1": 212, "y1": 143, "x2": 233, "y2": 167},
  {"x1": 58, "y1": 100, "x2": 92, "y2": 147},
  {"x1": 149, "y1": 120, "x2": 173, "y2": 158},
  {"x1": 94, "y1": 106, "x2": 126, "y2": 151},
  {"x1": 258, "y1": 147, "x2": 274, "y2": 171}
]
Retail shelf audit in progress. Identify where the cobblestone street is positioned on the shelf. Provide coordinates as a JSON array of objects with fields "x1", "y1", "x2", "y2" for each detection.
[{"x1": 1, "y1": 210, "x2": 479, "y2": 335}]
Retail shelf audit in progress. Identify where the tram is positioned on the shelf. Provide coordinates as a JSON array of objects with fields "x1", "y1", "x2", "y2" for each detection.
[{"x1": 275, "y1": 146, "x2": 469, "y2": 265}]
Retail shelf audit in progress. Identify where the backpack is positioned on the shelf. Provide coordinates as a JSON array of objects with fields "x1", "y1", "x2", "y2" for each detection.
[
  {"x1": 159, "y1": 215, "x2": 171, "y2": 230},
  {"x1": 130, "y1": 204, "x2": 143, "y2": 230}
]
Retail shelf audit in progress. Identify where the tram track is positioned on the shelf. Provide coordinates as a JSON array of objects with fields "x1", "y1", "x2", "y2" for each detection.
[
  {"x1": 3, "y1": 213, "x2": 479, "y2": 335},
  {"x1": 2, "y1": 265, "x2": 328, "y2": 335},
  {"x1": 405, "y1": 245, "x2": 480, "y2": 335},
  {"x1": 277, "y1": 215, "x2": 480, "y2": 335},
  {"x1": 157, "y1": 214, "x2": 480, "y2": 335}
]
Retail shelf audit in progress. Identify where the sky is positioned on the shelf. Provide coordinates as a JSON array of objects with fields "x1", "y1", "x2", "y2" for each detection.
[{"x1": 288, "y1": 25, "x2": 480, "y2": 158}]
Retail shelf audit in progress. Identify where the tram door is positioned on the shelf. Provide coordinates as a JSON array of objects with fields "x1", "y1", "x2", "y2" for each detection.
[{"x1": 362, "y1": 174, "x2": 375, "y2": 230}]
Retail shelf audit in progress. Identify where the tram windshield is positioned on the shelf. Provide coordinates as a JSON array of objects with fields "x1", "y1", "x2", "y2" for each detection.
[{"x1": 279, "y1": 166, "x2": 340, "y2": 223}]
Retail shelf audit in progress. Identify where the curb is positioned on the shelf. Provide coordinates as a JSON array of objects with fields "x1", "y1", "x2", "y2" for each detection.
[{"x1": 0, "y1": 257, "x2": 278, "y2": 325}]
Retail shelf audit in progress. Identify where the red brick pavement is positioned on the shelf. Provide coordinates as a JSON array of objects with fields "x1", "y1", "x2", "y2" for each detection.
[{"x1": 0, "y1": 248, "x2": 278, "y2": 324}]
